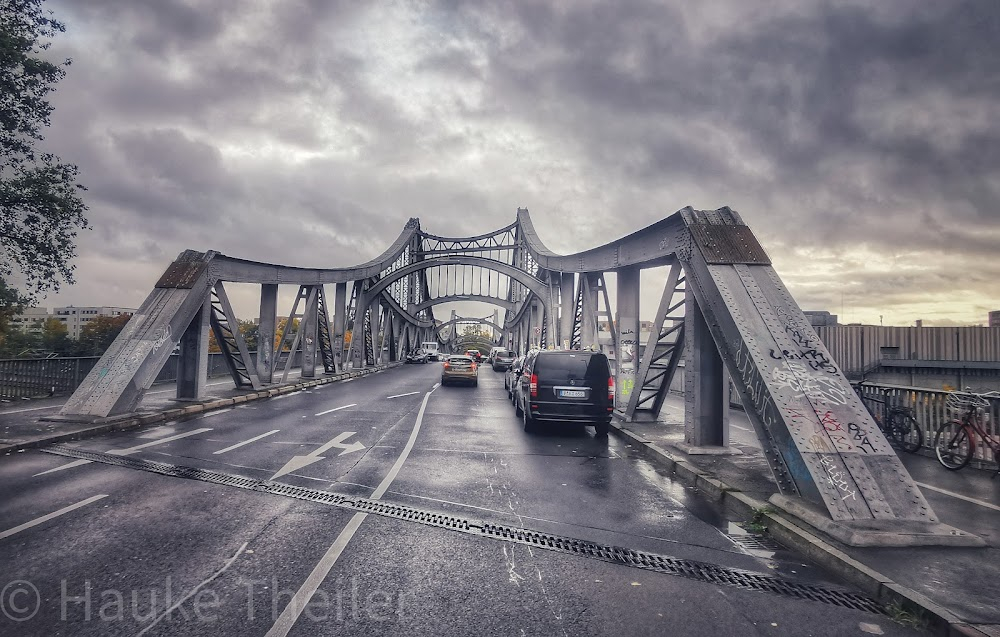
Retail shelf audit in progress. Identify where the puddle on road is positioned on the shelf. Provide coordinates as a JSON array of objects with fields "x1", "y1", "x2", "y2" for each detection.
[{"x1": 629, "y1": 454, "x2": 825, "y2": 581}]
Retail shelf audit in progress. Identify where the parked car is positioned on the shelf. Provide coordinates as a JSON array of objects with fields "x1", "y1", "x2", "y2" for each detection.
[
  {"x1": 491, "y1": 348, "x2": 517, "y2": 371},
  {"x1": 441, "y1": 354, "x2": 478, "y2": 386},
  {"x1": 513, "y1": 350, "x2": 613, "y2": 435},
  {"x1": 405, "y1": 349, "x2": 429, "y2": 364}
]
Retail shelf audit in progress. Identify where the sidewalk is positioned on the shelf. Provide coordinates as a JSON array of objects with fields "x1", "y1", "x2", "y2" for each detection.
[
  {"x1": 613, "y1": 395, "x2": 1000, "y2": 637},
  {"x1": 0, "y1": 364, "x2": 396, "y2": 455}
]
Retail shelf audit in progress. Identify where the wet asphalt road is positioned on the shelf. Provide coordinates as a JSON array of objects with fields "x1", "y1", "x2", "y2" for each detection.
[{"x1": 0, "y1": 364, "x2": 921, "y2": 636}]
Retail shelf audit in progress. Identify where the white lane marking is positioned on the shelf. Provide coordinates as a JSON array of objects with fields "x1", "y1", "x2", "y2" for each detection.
[
  {"x1": 107, "y1": 428, "x2": 213, "y2": 456},
  {"x1": 265, "y1": 388, "x2": 435, "y2": 636},
  {"x1": 0, "y1": 404, "x2": 61, "y2": 414},
  {"x1": 213, "y1": 430, "x2": 280, "y2": 455},
  {"x1": 314, "y1": 404, "x2": 356, "y2": 417},
  {"x1": 138, "y1": 426, "x2": 177, "y2": 439},
  {"x1": 371, "y1": 390, "x2": 432, "y2": 499},
  {"x1": 147, "y1": 380, "x2": 233, "y2": 395},
  {"x1": 137, "y1": 542, "x2": 247, "y2": 636},
  {"x1": 0, "y1": 494, "x2": 108, "y2": 541},
  {"x1": 341, "y1": 378, "x2": 354, "y2": 383},
  {"x1": 915, "y1": 481, "x2": 1000, "y2": 513},
  {"x1": 731, "y1": 424, "x2": 751, "y2": 432},
  {"x1": 198, "y1": 408, "x2": 234, "y2": 419},
  {"x1": 264, "y1": 513, "x2": 367, "y2": 637},
  {"x1": 33, "y1": 428, "x2": 212, "y2": 476},
  {"x1": 270, "y1": 432, "x2": 365, "y2": 479},
  {"x1": 386, "y1": 391, "x2": 419, "y2": 399}
]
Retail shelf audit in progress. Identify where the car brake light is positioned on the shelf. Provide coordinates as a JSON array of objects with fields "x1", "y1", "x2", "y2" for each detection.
[
  {"x1": 608, "y1": 376, "x2": 615, "y2": 401},
  {"x1": 443, "y1": 362, "x2": 450, "y2": 370},
  {"x1": 471, "y1": 362, "x2": 477, "y2": 371},
  {"x1": 530, "y1": 374, "x2": 538, "y2": 398}
]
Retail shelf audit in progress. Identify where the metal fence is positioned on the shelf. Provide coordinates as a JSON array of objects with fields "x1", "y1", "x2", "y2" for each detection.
[
  {"x1": 854, "y1": 382, "x2": 1000, "y2": 464},
  {"x1": 0, "y1": 352, "x2": 300, "y2": 399},
  {"x1": 0, "y1": 357, "x2": 100, "y2": 399}
]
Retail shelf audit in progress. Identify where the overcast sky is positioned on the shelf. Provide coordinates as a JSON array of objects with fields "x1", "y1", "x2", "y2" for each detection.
[{"x1": 33, "y1": 0, "x2": 1000, "y2": 326}]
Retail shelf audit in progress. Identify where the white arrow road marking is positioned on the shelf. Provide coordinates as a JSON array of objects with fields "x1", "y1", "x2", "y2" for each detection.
[
  {"x1": 0, "y1": 494, "x2": 108, "y2": 540},
  {"x1": 314, "y1": 404, "x2": 356, "y2": 417},
  {"x1": 264, "y1": 387, "x2": 436, "y2": 637},
  {"x1": 270, "y1": 432, "x2": 365, "y2": 480},
  {"x1": 33, "y1": 428, "x2": 212, "y2": 476}
]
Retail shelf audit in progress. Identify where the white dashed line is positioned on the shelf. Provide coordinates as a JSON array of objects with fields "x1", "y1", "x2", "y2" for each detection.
[{"x1": 314, "y1": 404, "x2": 356, "y2": 417}]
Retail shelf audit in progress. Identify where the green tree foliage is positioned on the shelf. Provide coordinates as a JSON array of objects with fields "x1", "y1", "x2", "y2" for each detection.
[
  {"x1": 40, "y1": 315, "x2": 68, "y2": 352},
  {"x1": 461, "y1": 325, "x2": 491, "y2": 338},
  {"x1": 77, "y1": 313, "x2": 130, "y2": 356},
  {"x1": 0, "y1": 324, "x2": 36, "y2": 357},
  {"x1": 0, "y1": 0, "x2": 89, "y2": 310},
  {"x1": 238, "y1": 319, "x2": 258, "y2": 351}
]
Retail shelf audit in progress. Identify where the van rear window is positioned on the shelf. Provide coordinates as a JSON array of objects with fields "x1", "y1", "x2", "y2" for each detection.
[{"x1": 533, "y1": 354, "x2": 609, "y2": 382}]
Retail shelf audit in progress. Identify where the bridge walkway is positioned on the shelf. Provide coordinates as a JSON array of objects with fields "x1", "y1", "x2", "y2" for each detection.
[{"x1": 614, "y1": 394, "x2": 1000, "y2": 634}]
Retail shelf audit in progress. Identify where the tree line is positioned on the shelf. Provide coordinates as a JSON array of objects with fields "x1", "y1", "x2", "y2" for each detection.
[{"x1": 0, "y1": 314, "x2": 131, "y2": 358}]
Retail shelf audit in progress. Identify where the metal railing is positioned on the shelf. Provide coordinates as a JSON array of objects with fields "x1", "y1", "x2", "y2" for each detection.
[
  {"x1": 855, "y1": 382, "x2": 1000, "y2": 463},
  {"x1": 0, "y1": 351, "x2": 301, "y2": 400}
]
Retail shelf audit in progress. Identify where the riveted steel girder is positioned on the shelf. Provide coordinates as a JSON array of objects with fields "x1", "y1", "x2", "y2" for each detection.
[{"x1": 676, "y1": 208, "x2": 934, "y2": 523}]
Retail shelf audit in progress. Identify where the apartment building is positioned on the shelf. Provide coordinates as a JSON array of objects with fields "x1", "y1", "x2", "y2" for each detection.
[
  {"x1": 52, "y1": 306, "x2": 136, "y2": 339},
  {"x1": 8, "y1": 307, "x2": 51, "y2": 335}
]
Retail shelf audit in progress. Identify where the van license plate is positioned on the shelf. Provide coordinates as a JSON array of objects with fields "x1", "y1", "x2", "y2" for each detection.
[{"x1": 559, "y1": 389, "x2": 586, "y2": 398}]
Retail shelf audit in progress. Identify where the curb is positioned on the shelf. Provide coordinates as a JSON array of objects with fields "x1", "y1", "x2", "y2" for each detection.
[
  {"x1": 0, "y1": 363, "x2": 400, "y2": 456},
  {"x1": 609, "y1": 421, "x2": 986, "y2": 637}
]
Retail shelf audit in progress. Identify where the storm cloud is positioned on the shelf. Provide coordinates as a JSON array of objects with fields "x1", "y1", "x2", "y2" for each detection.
[{"x1": 37, "y1": 0, "x2": 1000, "y2": 325}]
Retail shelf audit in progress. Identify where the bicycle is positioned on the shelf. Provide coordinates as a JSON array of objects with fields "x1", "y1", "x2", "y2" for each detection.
[
  {"x1": 855, "y1": 388, "x2": 924, "y2": 453},
  {"x1": 934, "y1": 390, "x2": 1000, "y2": 476}
]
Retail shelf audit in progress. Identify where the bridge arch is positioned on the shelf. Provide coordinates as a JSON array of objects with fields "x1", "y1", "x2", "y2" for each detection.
[{"x1": 56, "y1": 206, "x2": 965, "y2": 539}]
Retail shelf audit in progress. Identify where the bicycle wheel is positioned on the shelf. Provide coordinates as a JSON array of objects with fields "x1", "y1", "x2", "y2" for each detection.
[
  {"x1": 889, "y1": 410, "x2": 923, "y2": 453},
  {"x1": 934, "y1": 421, "x2": 973, "y2": 470}
]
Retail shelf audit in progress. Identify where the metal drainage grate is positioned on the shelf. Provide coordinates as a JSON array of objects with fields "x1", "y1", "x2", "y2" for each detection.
[
  {"x1": 725, "y1": 533, "x2": 784, "y2": 552},
  {"x1": 43, "y1": 445, "x2": 883, "y2": 614}
]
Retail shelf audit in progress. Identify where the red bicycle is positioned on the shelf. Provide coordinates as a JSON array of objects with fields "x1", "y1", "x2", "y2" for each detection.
[{"x1": 934, "y1": 390, "x2": 1000, "y2": 476}]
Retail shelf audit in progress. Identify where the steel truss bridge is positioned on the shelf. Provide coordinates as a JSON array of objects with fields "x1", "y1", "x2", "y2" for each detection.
[{"x1": 57, "y1": 207, "x2": 975, "y2": 544}]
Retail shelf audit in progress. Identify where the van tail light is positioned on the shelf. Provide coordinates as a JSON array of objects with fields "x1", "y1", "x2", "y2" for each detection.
[
  {"x1": 530, "y1": 374, "x2": 538, "y2": 398},
  {"x1": 608, "y1": 377, "x2": 615, "y2": 402}
]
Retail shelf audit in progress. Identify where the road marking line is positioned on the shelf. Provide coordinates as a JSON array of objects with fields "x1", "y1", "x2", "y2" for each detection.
[
  {"x1": 314, "y1": 404, "x2": 356, "y2": 416},
  {"x1": 0, "y1": 404, "x2": 62, "y2": 414},
  {"x1": 264, "y1": 513, "x2": 367, "y2": 637},
  {"x1": 107, "y1": 428, "x2": 213, "y2": 456},
  {"x1": 340, "y1": 378, "x2": 354, "y2": 383},
  {"x1": 198, "y1": 408, "x2": 234, "y2": 418},
  {"x1": 138, "y1": 542, "x2": 247, "y2": 636},
  {"x1": 386, "y1": 391, "x2": 419, "y2": 399},
  {"x1": 265, "y1": 388, "x2": 434, "y2": 636},
  {"x1": 138, "y1": 426, "x2": 177, "y2": 439},
  {"x1": 0, "y1": 494, "x2": 108, "y2": 541},
  {"x1": 147, "y1": 380, "x2": 233, "y2": 395},
  {"x1": 34, "y1": 428, "x2": 212, "y2": 476},
  {"x1": 915, "y1": 481, "x2": 1000, "y2": 512},
  {"x1": 731, "y1": 424, "x2": 751, "y2": 432},
  {"x1": 213, "y1": 430, "x2": 280, "y2": 455}
]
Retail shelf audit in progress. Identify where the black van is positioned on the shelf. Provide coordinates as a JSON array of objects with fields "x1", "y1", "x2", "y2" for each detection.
[{"x1": 514, "y1": 350, "x2": 614, "y2": 435}]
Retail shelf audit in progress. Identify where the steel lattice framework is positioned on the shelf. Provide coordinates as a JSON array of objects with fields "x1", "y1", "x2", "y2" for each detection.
[{"x1": 55, "y1": 206, "x2": 980, "y2": 544}]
